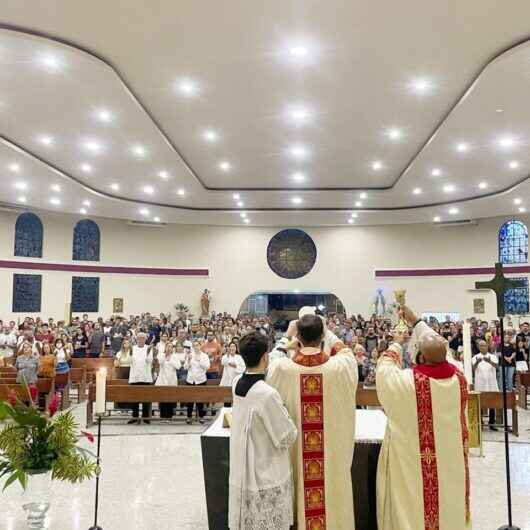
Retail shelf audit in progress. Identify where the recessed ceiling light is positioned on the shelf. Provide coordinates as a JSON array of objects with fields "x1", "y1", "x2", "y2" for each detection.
[
  {"x1": 177, "y1": 188, "x2": 186, "y2": 196},
  {"x1": 514, "y1": 198, "x2": 522, "y2": 205},
  {"x1": 456, "y1": 142, "x2": 469, "y2": 152},
  {"x1": 8, "y1": 163, "x2": 20, "y2": 172},
  {"x1": 351, "y1": 213, "x2": 358, "y2": 218},
  {"x1": 293, "y1": 172, "x2": 306, "y2": 182},
  {"x1": 110, "y1": 183, "x2": 119, "y2": 191},
  {"x1": 387, "y1": 128, "x2": 402, "y2": 140},
  {"x1": 39, "y1": 135, "x2": 53, "y2": 146},
  {"x1": 355, "y1": 201, "x2": 362, "y2": 207},
  {"x1": 411, "y1": 77, "x2": 432, "y2": 94},
  {"x1": 289, "y1": 145, "x2": 309, "y2": 159},
  {"x1": 348, "y1": 218, "x2": 354, "y2": 224},
  {"x1": 131, "y1": 145, "x2": 146, "y2": 157},
  {"x1": 84, "y1": 140, "x2": 102, "y2": 153},
  {"x1": 18, "y1": 196, "x2": 27, "y2": 203},
  {"x1": 240, "y1": 212, "x2": 247, "y2": 218},
  {"x1": 232, "y1": 193, "x2": 240, "y2": 200},
  {"x1": 82, "y1": 200, "x2": 91, "y2": 207},
  {"x1": 413, "y1": 187, "x2": 422, "y2": 195},
  {"x1": 433, "y1": 216, "x2": 441, "y2": 222},
  {"x1": 443, "y1": 184, "x2": 455, "y2": 193},
  {"x1": 177, "y1": 79, "x2": 198, "y2": 96},
  {"x1": 95, "y1": 108, "x2": 113, "y2": 123},
  {"x1": 143, "y1": 185, "x2": 155, "y2": 194},
  {"x1": 359, "y1": 192, "x2": 367, "y2": 199},
  {"x1": 498, "y1": 136, "x2": 516, "y2": 148},
  {"x1": 50, "y1": 197, "x2": 61, "y2": 206},
  {"x1": 448, "y1": 207, "x2": 458, "y2": 215},
  {"x1": 287, "y1": 106, "x2": 311, "y2": 124},
  {"x1": 38, "y1": 54, "x2": 62, "y2": 71},
  {"x1": 292, "y1": 197, "x2": 303, "y2": 205},
  {"x1": 14, "y1": 182, "x2": 27, "y2": 190},
  {"x1": 237, "y1": 201, "x2": 244, "y2": 208},
  {"x1": 478, "y1": 182, "x2": 488, "y2": 189},
  {"x1": 219, "y1": 161, "x2": 231, "y2": 171},
  {"x1": 293, "y1": 289, "x2": 300, "y2": 294},
  {"x1": 518, "y1": 207, "x2": 526, "y2": 213},
  {"x1": 154, "y1": 216, "x2": 161, "y2": 223},
  {"x1": 139, "y1": 208, "x2": 149, "y2": 216},
  {"x1": 203, "y1": 129, "x2": 218, "y2": 142},
  {"x1": 290, "y1": 45, "x2": 308, "y2": 57},
  {"x1": 158, "y1": 170, "x2": 169, "y2": 179},
  {"x1": 509, "y1": 160, "x2": 519, "y2": 169},
  {"x1": 80, "y1": 208, "x2": 87, "y2": 215},
  {"x1": 431, "y1": 168, "x2": 441, "y2": 177},
  {"x1": 244, "y1": 218, "x2": 250, "y2": 224},
  {"x1": 371, "y1": 161, "x2": 383, "y2": 171},
  {"x1": 80, "y1": 163, "x2": 92, "y2": 173},
  {"x1": 51, "y1": 184, "x2": 61, "y2": 192}
]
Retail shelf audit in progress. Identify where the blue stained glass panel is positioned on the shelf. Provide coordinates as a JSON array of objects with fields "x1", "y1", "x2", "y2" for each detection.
[
  {"x1": 12, "y1": 274, "x2": 42, "y2": 312},
  {"x1": 499, "y1": 219, "x2": 528, "y2": 264},
  {"x1": 505, "y1": 277, "x2": 529, "y2": 315},
  {"x1": 14, "y1": 212, "x2": 43, "y2": 258},
  {"x1": 71, "y1": 277, "x2": 100, "y2": 312},
  {"x1": 73, "y1": 220, "x2": 100, "y2": 261}
]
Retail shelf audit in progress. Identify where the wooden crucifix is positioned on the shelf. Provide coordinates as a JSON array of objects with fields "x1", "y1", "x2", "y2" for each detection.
[{"x1": 475, "y1": 261, "x2": 523, "y2": 530}]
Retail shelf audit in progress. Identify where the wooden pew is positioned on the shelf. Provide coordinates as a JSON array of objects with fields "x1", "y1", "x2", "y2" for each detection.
[
  {"x1": 479, "y1": 391, "x2": 519, "y2": 436},
  {"x1": 0, "y1": 366, "x2": 16, "y2": 376},
  {"x1": 71, "y1": 358, "x2": 115, "y2": 383},
  {"x1": 0, "y1": 378, "x2": 55, "y2": 409},
  {"x1": 70, "y1": 368, "x2": 88, "y2": 403},
  {"x1": 54, "y1": 373, "x2": 71, "y2": 410},
  {"x1": 517, "y1": 373, "x2": 530, "y2": 410}
]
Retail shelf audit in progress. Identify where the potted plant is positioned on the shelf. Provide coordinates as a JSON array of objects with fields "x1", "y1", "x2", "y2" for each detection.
[{"x1": 0, "y1": 384, "x2": 98, "y2": 529}]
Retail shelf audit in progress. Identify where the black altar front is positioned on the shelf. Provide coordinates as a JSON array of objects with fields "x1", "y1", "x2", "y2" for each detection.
[{"x1": 201, "y1": 408, "x2": 385, "y2": 530}]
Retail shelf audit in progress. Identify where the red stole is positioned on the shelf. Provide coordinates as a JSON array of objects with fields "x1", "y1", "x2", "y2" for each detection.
[{"x1": 292, "y1": 351, "x2": 329, "y2": 367}]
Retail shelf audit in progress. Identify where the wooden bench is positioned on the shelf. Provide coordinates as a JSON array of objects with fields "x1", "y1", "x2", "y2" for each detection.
[
  {"x1": 70, "y1": 368, "x2": 88, "y2": 403},
  {"x1": 479, "y1": 391, "x2": 519, "y2": 436},
  {"x1": 71, "y1": 358, "x2": 115, "y2": 383},
  {"x1": 0, "y1": 378, "x2": 55, "y2": 409},
  {"x1": 517, "y1": 373, "x2": 530, "y2": 410}
]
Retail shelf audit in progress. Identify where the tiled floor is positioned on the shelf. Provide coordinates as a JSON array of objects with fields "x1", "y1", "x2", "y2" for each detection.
[{"x1": 2, "y1": 405, "x2": 530, "y2": 529}]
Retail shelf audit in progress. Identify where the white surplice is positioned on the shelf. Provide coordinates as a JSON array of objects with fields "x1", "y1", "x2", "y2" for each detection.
[
  {"x1": 220, "y1": 353, "x2": 246, "y2": 386},
  {"x1": 229, "y1": 377, "x2": 297, "y2": 530},
  {"x1": 376, "y1": 321, "x2": 472, "y2": 530},
  {"x1": 267, "y1": 345, "x2": 358, "y2": 530}
]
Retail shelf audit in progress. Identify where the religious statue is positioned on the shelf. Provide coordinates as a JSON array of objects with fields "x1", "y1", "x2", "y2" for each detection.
[
  {"x1": 200, "y1": 289, "x2": 211, "y2": 317},
  {"x1": 394, "y1": 289, "x2": 409, "y2": 333},
  {"x1": 371, "y1": 288, "x2": 387, "y2": 316}
]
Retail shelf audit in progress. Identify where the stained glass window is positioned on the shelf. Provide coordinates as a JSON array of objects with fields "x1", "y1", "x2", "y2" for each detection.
[
  {"x1": 73, "y1": 219, "x2": 100, "y2": 261},
  {"x1": 14, "y1": 212, "x2": 43, "y2": 258},
  {"x1": 499, "y1": 219, "x2": 528, "y2": 264},
  {"x1": 267, "y1": 229, "x2": 317, "y2": 279},
  {"x1": 71, "y1": 277, "x2": 100, "y2": 312},
  {"x1": 505, "y1": 277, "x2": 529, "y2": 315},
  {"x1": 12, "y1": 274, "x2": 42, "y2": 312}
]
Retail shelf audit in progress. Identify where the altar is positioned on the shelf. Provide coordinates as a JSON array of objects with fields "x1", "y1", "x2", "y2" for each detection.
[{"x1": 201, "y1": 408, "x2": 387, "y2": 530}]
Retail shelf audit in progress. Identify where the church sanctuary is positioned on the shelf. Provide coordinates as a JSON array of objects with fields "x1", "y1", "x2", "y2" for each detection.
[{"x1": 2, "y1": 2, "x2": 530, "y2": 530}]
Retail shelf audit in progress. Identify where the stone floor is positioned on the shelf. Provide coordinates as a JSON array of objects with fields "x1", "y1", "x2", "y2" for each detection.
[{"x1": 2, "y1": 404, "x2": 530, "y2": 530}]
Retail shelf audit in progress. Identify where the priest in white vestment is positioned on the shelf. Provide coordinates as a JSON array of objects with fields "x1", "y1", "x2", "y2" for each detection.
[
  {"x1": 376, "y1": 305, "x2": 471, "y2": 530},
  {"x1": 229, "y1": 331, "x2": 297, "y2": 530},
  {"x1": 268, "y1": 314, "x2": 358, "y2": 530}
]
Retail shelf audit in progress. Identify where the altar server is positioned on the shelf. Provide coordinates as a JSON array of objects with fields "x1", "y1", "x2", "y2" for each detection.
[
  {"x1": 229, "y1": 331, "x2": 297, "y2": 530},
  {"x1": 268, "y1": 314, "x2": 358, "y2": 530},
  {"x1": 376, "y1": 305, "x2": 471, "y2": 530}
]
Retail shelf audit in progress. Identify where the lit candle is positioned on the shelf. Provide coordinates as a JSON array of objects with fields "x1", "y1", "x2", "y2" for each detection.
[
  {"x1": 95, "y1": 368, "x2": 107, "y2": 414},
  {"x1": 462, "y1": 320, "x2": 472, "y2": 386}
]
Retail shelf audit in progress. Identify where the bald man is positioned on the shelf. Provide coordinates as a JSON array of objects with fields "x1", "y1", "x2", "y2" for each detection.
[{"x1": 376, "y1": 305, "x2": 471, "y2": 530}]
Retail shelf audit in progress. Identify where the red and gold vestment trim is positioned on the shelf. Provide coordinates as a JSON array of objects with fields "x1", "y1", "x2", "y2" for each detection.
[
  {"x1": 293, "y1": 351, "x2": 330, "y2": 367},
  {"x1": 455, "y1": 370, "x2": 471, "y2": 522}
]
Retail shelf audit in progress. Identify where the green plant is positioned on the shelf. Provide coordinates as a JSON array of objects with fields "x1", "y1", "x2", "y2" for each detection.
[{"x1": 0, "y1": 385, "x2": 98, "y2": 491}]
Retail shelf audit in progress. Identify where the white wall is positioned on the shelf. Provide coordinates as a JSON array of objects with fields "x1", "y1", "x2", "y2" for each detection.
[{"x1": 0, "y1": 209, "x2": 526, "y2": 321}]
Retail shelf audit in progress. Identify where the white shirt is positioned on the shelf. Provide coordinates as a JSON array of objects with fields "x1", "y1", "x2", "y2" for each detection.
[
  {"x1": 220, "y1": 353, "x2": 245, "y2": 386},
  {"x1": 184, "y1": 352, "x2": 210, "y2": 384},
  {"x1": 155, "y1": 352, "x2": 181, "y2": 386},
  {"x1": 473, "y1": 352, "x2": 499, "y2": 391},
  {"x1": 128, "y1": 345, "x2": 153, "y2": 383},
  {"x1": 114, "y1": 350, "x2": 132, "y2": 368}
]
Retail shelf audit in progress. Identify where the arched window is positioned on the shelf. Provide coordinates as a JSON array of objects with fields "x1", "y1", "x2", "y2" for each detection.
[
  {"x1": 14, "y1": 212, "x2": 43, "y2": 258},
  {"x1": 73, "y1": 219, "x2": 100, "y2": 261},
  {"x1": 499, "y1": 219, "x2": 528, "y2": 264}
]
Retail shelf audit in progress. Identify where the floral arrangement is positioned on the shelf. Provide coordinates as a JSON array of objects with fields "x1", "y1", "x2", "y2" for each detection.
[{"x1": 0, "y1": 384, "x2": 98, "y2": 491}]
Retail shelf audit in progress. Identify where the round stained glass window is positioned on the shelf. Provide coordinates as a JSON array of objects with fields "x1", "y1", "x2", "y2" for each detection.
[{"x1": 267, "y1": 229, "x2": 317, "y2": 279}]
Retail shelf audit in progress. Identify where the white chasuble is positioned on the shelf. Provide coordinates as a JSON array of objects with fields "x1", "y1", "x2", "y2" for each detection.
[
  {"x1": 267, "y1": 345, "x2": 358, "y2": 530},
  {"x1": 376, "y1": 336, "x2": 471, "y2": 530}
]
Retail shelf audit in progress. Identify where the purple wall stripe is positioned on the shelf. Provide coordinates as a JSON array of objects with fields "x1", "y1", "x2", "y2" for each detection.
[
  {"x1": 0, "y1": 260, "x2": 209, "y2": 277},
  {"x1": 375, "y1": 265, "x2": 530, "y2": 278}
]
